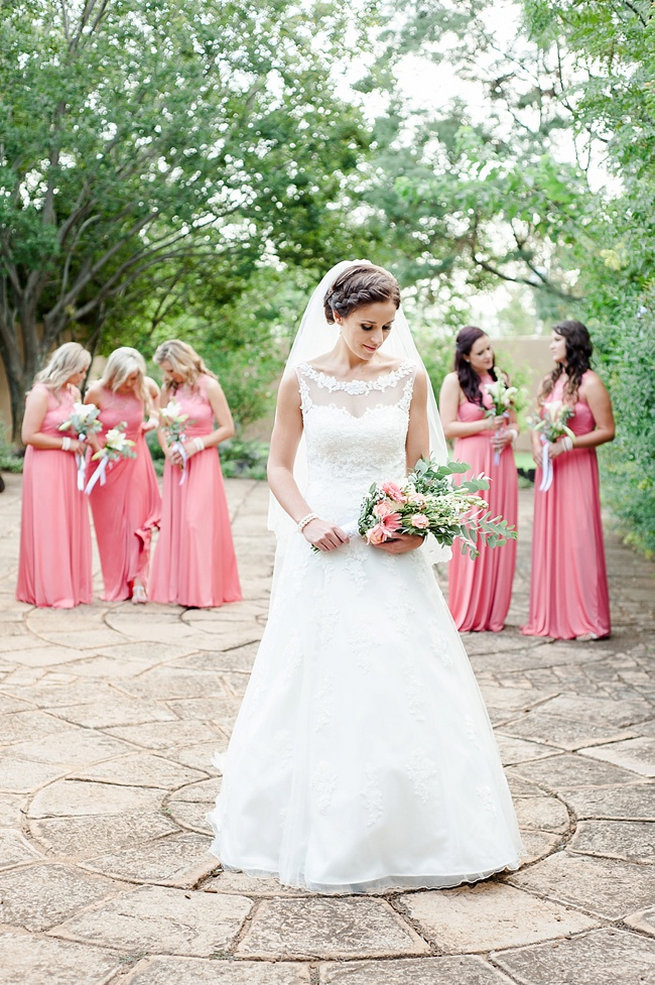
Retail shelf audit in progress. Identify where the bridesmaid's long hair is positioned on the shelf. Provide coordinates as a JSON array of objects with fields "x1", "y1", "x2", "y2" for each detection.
[
  {"x1": 454, "y1": 326, "x2": 500, "y2": 406},
  {"x1": 153, "y1": 339, "x2": 216, "y2": 397},
  {"x1": 101, "y1": 347, "x2": 151, "y2": 413},
  {"x1": 539, "y1": 320, "x2": 593, "y2": 406},
  {"x1": 34, "y1": 342, "x2": 91, "y2": 392}
]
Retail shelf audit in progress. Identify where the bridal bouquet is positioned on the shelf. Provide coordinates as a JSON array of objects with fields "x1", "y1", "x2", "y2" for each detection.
[
  {"x1": 484, "y1": 378, "x2": 518, "y2": 464},
  {"x1": 529, "y1": 401, "x2": 575, "y2": 493},
  {"x1": 58, "y1": 402, "x2": 102, "y2": 490},
  {"x1": 315, "y1": 458, "x2": 516, "y2": 559},
  {"x1": 84, "y1": 422, "x2": 136, "y2": 494},
  {"x1": 159, "y1": 399, "x2": 192, "y2": 485}
]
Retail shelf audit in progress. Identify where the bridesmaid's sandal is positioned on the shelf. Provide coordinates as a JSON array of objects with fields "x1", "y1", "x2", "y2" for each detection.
[
  {"x1": 132, "y1": 585, "x2": 147, "y2": 605},
  {"x1": 576, "y1": 632, "x2": 599, "y2": 642}
]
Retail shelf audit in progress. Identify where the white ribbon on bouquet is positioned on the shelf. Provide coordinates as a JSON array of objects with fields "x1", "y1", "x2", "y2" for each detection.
[
  {"x1": 173, "y1": 440, "x2": 188, "y2": 485},
  {"x1": 84, "y1": 454, "x2": 111, "y2": 494},
  {"x1": 539, "y1": 439, "x2": 553, "y2": 493}
]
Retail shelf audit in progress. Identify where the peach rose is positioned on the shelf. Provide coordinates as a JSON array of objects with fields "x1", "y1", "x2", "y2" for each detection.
[
  {"x1": 409, "y1": 513, "x2": 430, "y2": 530},
  {"x1": 366, "y1": 523, "x2": 388, "y2": 545},
  {"x1": 373, "y1": 499, "x2": 394, "y2": 518}
]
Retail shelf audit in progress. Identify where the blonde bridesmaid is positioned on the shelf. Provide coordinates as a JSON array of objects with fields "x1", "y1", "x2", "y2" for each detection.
[
  {"x1": 522, "y1": 320, "x2": 614, "y2": 640},
  {"x1": 440, "y1": 327, "x2": 519, "y2": 632},
  {"x1": 17, "y1": 342, "x2": 93, "y2": 607},
  {"x1": 85, "y1": 347, "x2": 162, "y2": 603},
  {"x1": 149, "y1": 340, "x2": 241, "y2": 607}
]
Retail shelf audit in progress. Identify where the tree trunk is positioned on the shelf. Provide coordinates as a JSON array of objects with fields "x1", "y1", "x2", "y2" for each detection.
[{"x1": 0, "y1": 311, "x2": 42, "y2": 445}]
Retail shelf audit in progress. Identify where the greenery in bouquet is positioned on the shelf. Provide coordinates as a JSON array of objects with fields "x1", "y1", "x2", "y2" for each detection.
[
  {"x1": 483, "y1": 378, "x2": 519, "y2": 418},
  {"x1": 91, "y1": 423, "x2": 136, "y2": 462},
  {"x1": 58, "y1": 402, "x2": 102, "y2": 440},
  {"x1": 357, "y1": 457, "x2": 517, "y2": 559},
  {"x1": 528, "y1": 402, "x2": 575, "y2": 444},
  {"x1": 158, "y1": 399, "x2": 191, "y2": 444}
]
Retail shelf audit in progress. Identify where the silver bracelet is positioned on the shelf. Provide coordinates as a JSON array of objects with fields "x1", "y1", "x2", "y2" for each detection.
[
  {"x1": 561, "y1": 436, "x2": 573, "y2": 452},
  {"x1": 61, "y1": 436, "x2": 72, "y2": 451},
  {"x1": 193, "y1": 437, "x2": 205, "y2": 453},
  {"x1": 297, "y1": 512, "x2": 318, "y2": 533}
]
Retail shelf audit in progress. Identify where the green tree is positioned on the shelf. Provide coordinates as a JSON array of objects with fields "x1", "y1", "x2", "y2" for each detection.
[{"x1": 0, "y1": 0, "x2": 372, "y2": 439}]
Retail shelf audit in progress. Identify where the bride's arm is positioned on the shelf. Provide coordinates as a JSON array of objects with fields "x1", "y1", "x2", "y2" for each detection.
[{"x1": 267, "y1": 374, "x2": 349, "y2": 552}]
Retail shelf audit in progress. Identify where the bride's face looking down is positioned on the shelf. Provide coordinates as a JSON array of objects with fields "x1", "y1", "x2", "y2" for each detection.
[{"x1": 334, "y1": 300, "x2": 397, "y2": 362}]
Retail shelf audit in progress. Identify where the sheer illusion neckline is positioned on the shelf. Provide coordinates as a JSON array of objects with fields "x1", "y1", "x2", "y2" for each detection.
[{"x1": 299, "y1": 360, "x2": 413, "y2": 394}]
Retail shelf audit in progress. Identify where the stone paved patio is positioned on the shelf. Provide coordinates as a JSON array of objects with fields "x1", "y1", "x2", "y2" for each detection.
[{"x1": 0, "y1": 473, "x2": 653, "y2": 984}]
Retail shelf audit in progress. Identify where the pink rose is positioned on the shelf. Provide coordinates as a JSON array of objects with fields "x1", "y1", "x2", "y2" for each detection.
[
  {"x1": 409, "y1": 513, "x2": 430, "y2": 530},
  {"x1": 408, "y1": 492, "x2": 427, "y2": 507},
  {"x1": 380, "y1": 512, "x2": 402, "y2": 534},
  {"x1": 373, "y1": 499, "x2": 394, "y2": 518},
  {"x1": 381, "y1": 481, "x2": 406, "y2": 503},
  {"x1": 366, "y1": 523, "x2": 389, "y2": 545}
]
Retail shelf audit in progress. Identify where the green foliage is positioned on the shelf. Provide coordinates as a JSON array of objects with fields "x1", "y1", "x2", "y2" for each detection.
[{"x1": 0, "y1": 0, "x2": 377, "y2": 439}]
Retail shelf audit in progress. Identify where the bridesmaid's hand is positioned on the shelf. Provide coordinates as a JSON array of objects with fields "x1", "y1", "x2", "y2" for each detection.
[
  {"x1": 484, "y1": 415, "x2": 506, "y2": 432},
  {"x1": 547, "y1": 440, "x2": 567, "y2": 459},
  {"x1": 372, "y1": 533, "x2": 424, "y2": 555},
  {"x1": 303, "y1": 519, "x2": 349, "y2": 552},
  {"x1": 167, "y1": 445, "x2": 184, "y2": 466},
  {"x1": 141, "y1": 416, "x2": 158, "y2": 433},
  {"x1": 491, "y1": 427, "x2": 514, "y2": 451},
  {"x1": 64, "y1": 438, "x2": 86, "y2": 455}
]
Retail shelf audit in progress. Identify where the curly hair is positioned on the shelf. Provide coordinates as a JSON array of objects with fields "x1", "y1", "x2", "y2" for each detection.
[
  {"x1": 539, "y1": 320, "x2": 593, "y2": 406},
  {"x1": 323, "y1": 264, "x2": 401, "y2": 323},
  {"x1": 453, "y1": 326, "x2": 501, "y2": 405}
]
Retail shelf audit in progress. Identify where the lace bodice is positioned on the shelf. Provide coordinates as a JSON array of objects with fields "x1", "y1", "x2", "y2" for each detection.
[{"x1": 297, "y1": 361, "x2": 416, "y2": 523}]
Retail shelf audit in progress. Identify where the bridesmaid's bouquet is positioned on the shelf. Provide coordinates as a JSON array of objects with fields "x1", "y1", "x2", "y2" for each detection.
[
  {"x1": 84, "y1": 422, "x2": 136, "y2": 494},
  {"x1": 159, "y1": 399, "x2": 192, "y2": 485},
  {"x1": 314, "y1": 458, "x2": 516, "y2": 559},
  {"x1": 484, "y1": 377, "x2": 518, "y2": 464},
  {"x1": 58, "y1": 402, "x2": 102, "y2": 490},
  {"x1": 528, "y1": 401, "x2": 575, "y2": 493}
]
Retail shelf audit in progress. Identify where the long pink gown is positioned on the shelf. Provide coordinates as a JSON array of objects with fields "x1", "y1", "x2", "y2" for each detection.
[
  {"x1": 16, "y1": 384, "x2": 93, "y2": 608},
  {"x1": 448, "y1": 376, "x2": 518, "y2": 632},
  {"x1": 149, "y1": 376, "x2": 241, "y2": 607},
  {"x1": 87, "y1": 389, "x2": 161, "y2": 601},
  {"x1": 522, "y1": 373, "x2": 610, "y2": 639}
]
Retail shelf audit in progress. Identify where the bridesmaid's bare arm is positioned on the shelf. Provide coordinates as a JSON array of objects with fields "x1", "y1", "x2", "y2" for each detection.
[
  {"x1": 439, "y1": 372, "x2": 504, "y2": 439},
  {"x1": 22, "y1": 387, "x2": 85, "y2": 453}
]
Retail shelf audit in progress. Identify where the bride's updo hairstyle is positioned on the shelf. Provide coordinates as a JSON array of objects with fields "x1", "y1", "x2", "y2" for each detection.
[{"x1": 323, "y1": 264, "x2": 401, "y2": 323}]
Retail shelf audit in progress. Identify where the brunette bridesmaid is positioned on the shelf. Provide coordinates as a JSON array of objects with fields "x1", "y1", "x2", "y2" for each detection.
[
  {"x1": 439, "y1": 327, "x2": 519, "y2": 632},
  {"x1": 522, "y1": 320, "x2": 614, "y2": 640},
  {"x1": 149, "y1": 340, "x2": 241, "y2": 607},
  {"x1": 17, "y1": 342, "x2": 93, "y2": 607},
  {"x1": 85, "y1": 347, "x2": 162, "y2": 603}
]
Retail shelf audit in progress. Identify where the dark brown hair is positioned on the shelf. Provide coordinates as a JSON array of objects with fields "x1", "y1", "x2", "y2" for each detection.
[
  {"x1": 454, "y1": 326, "x2": 501, "y2": 405},
  {"x1": 323, "y1": 264, "x2": 401, "y2": 323},
  {"x1": 539, "y1": 320, "x2": 593, "y2": 405}
]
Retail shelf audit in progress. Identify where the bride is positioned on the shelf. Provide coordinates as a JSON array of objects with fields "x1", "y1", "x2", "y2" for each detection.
[{"x1": 208, "y1": 261, "x2": 523, "y2": 893}]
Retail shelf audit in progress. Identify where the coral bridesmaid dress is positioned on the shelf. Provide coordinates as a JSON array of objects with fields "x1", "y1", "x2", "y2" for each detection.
[
  {"x1": 150, "y1": 376, "x2": 241, "y2": 607},
  {"x1": 88, "y1": 389, "x2": 161, "y2": 601},
  {"x1": 17, "y1": 384, "x2": 93, "y2": 608},
  {"x1": 448, "y1": 377, "x2": 518, "y2": 632},
  {"x1": 522, "y1": 373, "x2": 610, "y2": 640}
]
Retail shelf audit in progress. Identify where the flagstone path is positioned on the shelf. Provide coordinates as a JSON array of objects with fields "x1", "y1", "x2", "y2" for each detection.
[{"x1": 0, "y1": 473, "x2": 652, "y2": 984}]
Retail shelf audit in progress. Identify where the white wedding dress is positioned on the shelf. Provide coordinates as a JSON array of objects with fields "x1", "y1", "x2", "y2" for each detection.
[{"x1": 208, "y1": 361, "x2": 523, "y2": 893}]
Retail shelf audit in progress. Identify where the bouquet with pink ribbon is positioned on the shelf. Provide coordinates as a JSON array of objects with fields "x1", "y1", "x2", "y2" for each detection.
[
  {"x1": 85, "y1": 422, "x2": 136, "y2": 494},
  {"x1": 58, "y1": 402, "x2": 102, "y2": 490},
  {"x1": 318, "y1": 457, "x2": 516, "y2": 558},
  {"x1": 529, "y1": 401, "x2": 575, "y2": 492},
  {"x1": 484, "y1": 378, "x2": 518, "y2": 464}
]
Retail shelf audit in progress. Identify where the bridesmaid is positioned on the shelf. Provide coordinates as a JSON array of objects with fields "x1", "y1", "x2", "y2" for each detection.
[
  {"x1": 439, "y1": 327, "x2": 519, "y2": 632},
  {"x1": 85, "y1": 347, "x2": 162, "y2": 603},
  {"x1": 149, "y1": 340, "x2": 241, "y2": 607},
  {"x1": 17, "y1": 342, "x2": 93, "y2": 607},
  {"x1": 522, "y1": 320, "x2": 615, "y2": 640}
]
